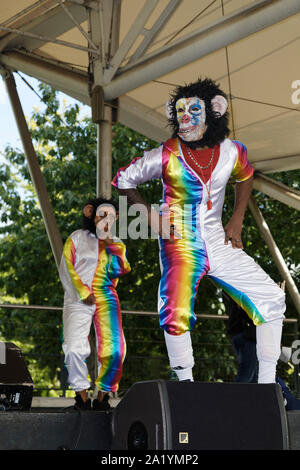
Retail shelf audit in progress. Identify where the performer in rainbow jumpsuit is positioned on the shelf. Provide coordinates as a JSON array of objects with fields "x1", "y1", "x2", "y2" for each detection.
[
  {"x1": 112, "y1": 78, "x2": 285, "y2": 385},
  {"x1": 59, "y1": 198, "x2": 131, "y2": 410}
]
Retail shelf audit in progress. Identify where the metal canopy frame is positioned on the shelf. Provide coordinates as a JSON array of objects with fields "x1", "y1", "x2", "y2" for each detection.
[{"x1": 0, "y1": 0, "x2": 299, "y2": 313}]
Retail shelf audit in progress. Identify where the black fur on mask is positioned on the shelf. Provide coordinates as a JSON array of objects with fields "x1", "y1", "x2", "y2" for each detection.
[
  {"x1": 167, "y1": 77, "x2": 230, "y2": 149},
  {"x1": 82, "y1": 197, "x2": 117, "y2": 235}
]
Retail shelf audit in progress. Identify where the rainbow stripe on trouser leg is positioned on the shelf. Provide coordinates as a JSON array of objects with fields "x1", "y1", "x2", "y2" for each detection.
[
  {"x1": 159, "y1": 235, "x2": 209, "y2": 335},
  {"x1": 158, "y1": 140, "x2": 210, "y2": 336},
  {"x1": 93, "y1": 286, "x2": 126, "y2": 393},
  {"x1": 91, "y1": 240, "x2": 129, "y2": 393}
]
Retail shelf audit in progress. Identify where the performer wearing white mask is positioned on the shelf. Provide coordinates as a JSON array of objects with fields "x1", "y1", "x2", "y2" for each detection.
[
  {"x1": 112, "y1": 78, "x2": 285, "y2": 385},
  {"x1": 60, "y1": 198, "x2": 131, "y2": 410}
]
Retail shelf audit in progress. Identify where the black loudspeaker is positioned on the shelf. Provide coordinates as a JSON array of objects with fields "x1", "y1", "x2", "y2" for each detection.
[
  {"x1": 287, "y1": 411, "x2": 300, "y2": 450},
  {"x1": 112, "y1": 380, "x2": 289, "y2": 450},
  {"x1": 0, "y1": 342, "x2": 33, "y2": 411}
]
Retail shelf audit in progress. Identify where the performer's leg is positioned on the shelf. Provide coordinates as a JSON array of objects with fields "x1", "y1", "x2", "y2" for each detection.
[
  {"x1": 256, "y1": 317, "x2": 282, "y2": 383},
  {"x1": 207, "y1": 233, "x2": 285, "y2": 384},
  {"x1": 164, "y1": 331, "x2": 194, "y2": 381},
  {"x1": 93, "y1": 288, "x2": 126, "y2": 395},
  {"x1": 158, "y1": 237, "x2": 209, "y2": 380},
  {"x1": 62, "y1": 302, "x2": 94, "y2": 392}
]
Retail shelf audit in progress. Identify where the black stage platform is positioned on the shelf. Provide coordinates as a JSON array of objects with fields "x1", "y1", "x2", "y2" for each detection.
[
  {"x1": 1, "y1": 343, "x2": 297, "y2": 451},
  {"x1": 0, "y1": 402, "x2": 299, "y2": 451},
  {"x1": 0, "y1": 408, "x2": 299, "y2": 451},
  {"x1": 0, "y1": 407, "x2": 112, "y2": 450}
]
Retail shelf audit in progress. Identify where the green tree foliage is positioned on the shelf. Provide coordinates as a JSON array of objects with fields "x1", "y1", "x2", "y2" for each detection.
[{"x1": 0, "y1": 82, "x2": 299, "y2": 393}]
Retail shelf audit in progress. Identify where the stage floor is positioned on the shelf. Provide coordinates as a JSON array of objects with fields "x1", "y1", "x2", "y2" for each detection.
[{"x1": 31, "y1": 395, "x2": 121, "y2": 410}]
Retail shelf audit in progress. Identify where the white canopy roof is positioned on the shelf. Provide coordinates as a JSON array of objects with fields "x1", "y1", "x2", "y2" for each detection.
[{"x1": 0, "y1": 0, "x2": 299, "y2": 174}]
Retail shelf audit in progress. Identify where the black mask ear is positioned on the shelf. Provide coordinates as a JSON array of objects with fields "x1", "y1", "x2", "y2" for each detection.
[
  {"x1": 83, "y1": 204, "x2": 93, "y2": 218},
  {"x1": 82, "y1": 199, "x2": 97, "y2": 234},
  {"x1": 81, "y1": 197, "x2": 118, "y2": 235},
  {"x1": 82, "y1": 213, "x2": 96, "y2": 234}
]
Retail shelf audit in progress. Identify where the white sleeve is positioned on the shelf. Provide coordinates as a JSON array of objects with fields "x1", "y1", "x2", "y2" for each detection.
[
  {"x1": 112, "y1": 146, "x2": 163, "y2": 189},
  {"x1": 59, "y1": 254, "x2": 81, "y2": 303}
]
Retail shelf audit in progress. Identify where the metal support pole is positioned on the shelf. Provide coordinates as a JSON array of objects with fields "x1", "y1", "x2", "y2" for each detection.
[
  {"x1": 253, "y1": 172, "x2": 300, "y2": 211},
  {"x1": 248, "y1": 195, "x2": 300, "y2": 315},
  {"x1": 97, "y1": 104, "x2": 112, "y2": 198},
  {"x1": 89, "y1": 0, "x2": 120, "y2": 199},
  {"x1": 87, "y1": 0, "x2": 121, "y2": 392},
  {"x1": 3, "y1": 71, "x2": 63, "y2": 270}
]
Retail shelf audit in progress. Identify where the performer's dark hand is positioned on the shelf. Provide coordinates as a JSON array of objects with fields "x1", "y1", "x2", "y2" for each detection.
[
  {"x1": 103, "y1": 236, "x2": 114, "y2": 245},
  {"x1": 82, "y1": 294, "x2": 96, "y2": 305},
  {"x1": 224, "y1": 216, "x2": 243, "y2": 249},
  {"x1": 149, "y1": 207, "x2": 181, "y2": 242}
]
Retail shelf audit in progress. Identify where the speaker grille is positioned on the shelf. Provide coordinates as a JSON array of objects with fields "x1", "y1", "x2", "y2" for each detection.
[{"x1": 112, "y1": 380, "x2": 289, "y2": 450}]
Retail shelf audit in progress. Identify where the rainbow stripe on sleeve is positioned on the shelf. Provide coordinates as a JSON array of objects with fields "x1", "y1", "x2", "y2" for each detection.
[
  {"x1": 63, "y1": 237, "x2": 92, "y2": 300},
  {"x1": 232, "y1": 141, "x2": 254, "y2": 182},
  {"x1": 106, "y1": 242, "x2": 131, "y2": 279}
]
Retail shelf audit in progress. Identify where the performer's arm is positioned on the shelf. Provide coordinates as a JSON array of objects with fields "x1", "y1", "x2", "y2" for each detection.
[
  {"x1": 224, "y1": 176, "x2": 253, "y2": 248},
  {"x1": 118, "y1": 188, "x2": 165, "y2": 237},
  {"x1": 225, "y1": 141, "x2": 254, "y2": 249},
  {"x1": 63, "y1": 236, "x2": 95, "y2": 304},
  {"x1": 105, "y1": 241, "x2": 131, "y2": 280},
  {"x1": 112, "y1": 147, "x2": 168, "y2": 237}
]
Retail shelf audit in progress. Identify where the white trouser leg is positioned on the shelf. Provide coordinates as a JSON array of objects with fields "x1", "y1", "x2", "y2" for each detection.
[
  {"x1": 256, "y1": 317, "x2": 283, "y2": 383},
  {"x1": 164, "y1": 331, "x2": 194, "y2": 381},
  {"x1": 279, "y1": 346, "x2": 292, "y2": 363},
  {"x1": 63, "y1": 339, "x2": 91, "y2": 391},
  {"x1": 207, "y1": 228, "x2": 286, "y2": 325},
  {"x1": 62, "y1": 302, "x2": 94, "y2": 391}
]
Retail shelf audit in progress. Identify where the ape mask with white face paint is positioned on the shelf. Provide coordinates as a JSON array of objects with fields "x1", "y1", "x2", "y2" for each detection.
[
  {"x1": 167, "y1": 78, "x2": 230, "y2": 149},
  {"x1": 82, "y1": 197, "x2": 117, "y2": 239}
]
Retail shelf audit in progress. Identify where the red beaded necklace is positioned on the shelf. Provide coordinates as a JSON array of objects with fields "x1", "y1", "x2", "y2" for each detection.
[{"x1": 185, "y1": 146, "x2": 215, "y2": 210}]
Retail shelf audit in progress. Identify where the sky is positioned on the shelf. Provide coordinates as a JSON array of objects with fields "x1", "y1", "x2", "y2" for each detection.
[{"x1": 0, "y1": 72, "x2": 91, "y2": 155}]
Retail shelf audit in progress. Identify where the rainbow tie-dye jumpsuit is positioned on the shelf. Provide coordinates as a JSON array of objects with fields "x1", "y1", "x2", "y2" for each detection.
[
  {"x1": 113, "y1": 137, "x2": 285, "y2": 381},
  {"x1": 59, "y1": 229, "x2": 131, "y2": 393}
]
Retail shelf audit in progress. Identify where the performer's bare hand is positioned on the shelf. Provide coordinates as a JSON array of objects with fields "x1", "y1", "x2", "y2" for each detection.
[
  {"x1": 224, "y1": 216, "x2": 243, "y2": 249},
  {"x1": 82, "y1": 294, "x2": 96, "y2": 305}
]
